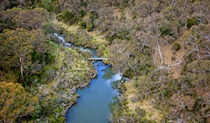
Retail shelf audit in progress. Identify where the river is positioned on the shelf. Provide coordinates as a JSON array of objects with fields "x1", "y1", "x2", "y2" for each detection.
[{"x1": 54, "y1": 33, "x2": 122, "y2": 123}]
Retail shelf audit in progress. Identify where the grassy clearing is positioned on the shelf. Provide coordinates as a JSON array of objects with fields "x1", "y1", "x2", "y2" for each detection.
[{"x1": 161, "y1": 41, "x2": 185, "y2": 79}]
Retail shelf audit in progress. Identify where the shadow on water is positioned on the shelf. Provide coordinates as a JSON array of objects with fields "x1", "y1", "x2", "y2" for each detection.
[
  {"x1": 66, "y1": 61, "x2": 121, "y2": 123},
  {"x1": 53, "y1": 34, "x2": 122, "y2": 123}
]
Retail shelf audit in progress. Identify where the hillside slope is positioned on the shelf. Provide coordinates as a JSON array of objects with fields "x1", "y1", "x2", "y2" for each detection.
[{"x1": 0, "y1": 0, "x2": 209, "y2": 122}]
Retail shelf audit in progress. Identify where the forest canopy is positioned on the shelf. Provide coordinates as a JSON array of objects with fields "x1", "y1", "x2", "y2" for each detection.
[
  {"x1": 0, "y1": 82, "x2": 40, "y2": 123},
  {"x1": 0, "y1": 0, "x2": 209, "y2": 122}
]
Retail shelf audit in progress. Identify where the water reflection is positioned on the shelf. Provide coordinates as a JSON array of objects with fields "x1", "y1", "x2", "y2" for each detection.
[
  {"x1": 53, "y1": 33, "x2": 121, "y2": 123},
  {"x1": 66, "y1": 61, "x2": 121, "y2": 123}
]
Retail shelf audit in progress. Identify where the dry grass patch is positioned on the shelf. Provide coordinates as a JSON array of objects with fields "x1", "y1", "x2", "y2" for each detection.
[
  {"x1": 161, "y1": 42, "x2": 185, "y2": 79},
  {"x1": 124, "y1": 82, "x2": 164, "y2": 123}
]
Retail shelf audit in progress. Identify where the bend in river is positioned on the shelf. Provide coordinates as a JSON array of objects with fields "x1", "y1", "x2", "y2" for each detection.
[{"x1": 54, "y1": 33, "x2": 122, "y2": 123}]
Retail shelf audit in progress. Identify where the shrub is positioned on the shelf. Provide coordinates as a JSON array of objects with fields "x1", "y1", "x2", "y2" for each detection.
[
  {"x1": 171, "y1": 56, "x2": 176, "y2": 61},
  {"x1": 57, "y1": 10, "x2": 77, "y2": 25},
  {"x1": 172, "y1": 43, "x2": 181, "y2": 51},
  {"x1": 41, "y1": 0, "x2": 52, "y2": 11},
  {"x1": 89, "y1": 10, "x2": 98, "y2": 21},
  {"x1": 187, "y1": 17, "x2": 199, "y2": 29},
  {"x1": 78, "y1": 21, "x2": 86, "y2": 29},
  {"x1": 0, "y1": 82, "x2": 40, "y2": 122},
  {"x1": 160, "y1": 27, "x2": 174, "y2": 37},
  {"x1": 80, "y1": 0, "x2": 88, "y2": 7},
  {"x1": 86, "y1": 22, "x2": 94, "y2": 31},
  {"x1": 79, "y1": 10, "x2": 86, "y2": 18},
  {"x1": 45, "y1": 52, "x2": 55, "y2": 64}
]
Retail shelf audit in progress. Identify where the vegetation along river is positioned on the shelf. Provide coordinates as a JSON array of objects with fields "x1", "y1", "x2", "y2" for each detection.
[{"x1": 54, "y1": 33, "x2": 122, "y2": 123}]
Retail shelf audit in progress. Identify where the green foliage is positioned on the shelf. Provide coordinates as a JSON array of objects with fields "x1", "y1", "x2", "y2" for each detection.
[
  {"x1": 0, "y1": 17, "x2": 16, "y2": 32},
  {"x1": 39, "y1": 0, "x2": 60, "y2": 13},
  {"x1": 0, "y1": 1, "x2": 19, "y2": 9},
  {"x1": 0, "y1": 82, "x2": 40, "y2": 122},
  {"x1": 41, "y1": 95, "x2": 58, "y2": 115},
  {"x1": 106, "y1": 29, "x2": 130, "y2": 41},
  {"x1": 31, "y1": 51, "x2": 42, "y2": 63},
  {"x1": 48, "y1": 115, "x2": 65, "y2": 123},
  {"x1": 78, "y1": 21, "x2": 86, "y2": 29},
  {"x1": 163, "y1": 89, "x2": 170, "y2": 98},
  {"x1": 43, "y1": 23, "x2": 63, "y2": 34},
  {"x1": 41, "y1": 0, "x2": 52, "y2": 10},
  {"x1": 89, "y1": 11, "x2": 98, "y2": 21},
  {"x1": 172, "y1": 43, "x2": 181, "y2": 51},
  {"x1": 78, "y1": 10, "x2": 86, "y2": 18},
  {"x1": 57, "y1": 10, "x2": 77, "y2": 25},
  {"x1": 0, "y1": 28, "x2": 34, "y2": 79},
  {"x1": 86, "y1": 22, "x2": 94, "y2": 31},
  {"x1": 106, "y1": 34, "x2": 117, "y2": 42},
  {"x1": 160, "y1": 27, "x2": 174, "y2": 37},
  {"x1": 48, "y1": 40, "x2": 60, "y2": 48},
  {"x1": 187, "y1": 17, "x2": 199, "y2": 29},
  {"x1": 45, "y1": 52, "x2": 55, "y2": 64},
  {"x1": 119, "y1": 0, "x2": 129, "y2": 9},
  {"x1": 80, "y1": 0, "x2": 88, "y2": 7},
  {"x1": 31, "y1": 51, "x2": 55, "y2": 64},
  {"x1": 40, "y1": 66, "x2": 57, "y2": 84},
  {"x1": 0, "y1": 0, "x2": 209, "y2": 122},
  {"x1": 15, "y1": 8, "x2": 50, "y2": 30},
  {"x1": 124, "y1": 68, "x2": 135, "y2": 78},
  {"x1": 109, "y1": 96, "x2": 121, "y2": 113},
  {"x1": 0, "y1": 27, "x2": 54, "y2": 85},
  {"x1": 0, "y1": 8, "x2": 21, "y2": 32}
]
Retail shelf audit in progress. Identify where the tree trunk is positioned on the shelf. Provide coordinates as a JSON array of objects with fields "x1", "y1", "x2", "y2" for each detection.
[
  {"x1": 157, "y1": 41, "x2": 163, "y2": 64},
  {"x1": 184, "y1": 20, "x2": 187, "y2": 29},
  {"x1": 153, "y1": 49, "x2": 158, "y2": 66},
  {"x1": 19, "y1": 57, "x2": 24, "y2": 79},
  {"x1": 6, "y1": 44, "x2": 25, "y2": 79}
]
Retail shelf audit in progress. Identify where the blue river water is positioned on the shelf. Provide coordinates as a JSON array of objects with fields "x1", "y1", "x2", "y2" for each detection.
[
  {"x1": 66, "y1": 61, "x2": 121, "y2": 123},
  {"x1": 53, "y1": 33, "x2": 122, "y2": 123}
]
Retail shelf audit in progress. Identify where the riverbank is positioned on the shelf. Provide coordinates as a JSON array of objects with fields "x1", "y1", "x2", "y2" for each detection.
[
  {"x1": 52, "y1": 19, "x2": 109, "y2": 53},
  {"x1": 34, "y1": 35, "x2": 96, "y2": 122},
  {"x1": 1, "y1": 2, "x2": 209, "y2": 123},
  {"x1": 66, "y1": 61, "x2": 122, "y2": 123}
]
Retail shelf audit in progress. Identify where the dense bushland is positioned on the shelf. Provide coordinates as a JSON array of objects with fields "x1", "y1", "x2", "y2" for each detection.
[
  {"x1": 0, "y1": 5, "x2": 94, "y2": 123},
  {"x1": 0, "y1": 0, "x2": 209, "y2": 122}
]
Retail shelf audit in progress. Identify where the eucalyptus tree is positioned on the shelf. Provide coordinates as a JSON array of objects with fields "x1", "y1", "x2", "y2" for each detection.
[
  {"x1": 0, "y1": 28, "x2": 47, "y2": 80},
  {"x1": 0, "y1": 81, "x2": 40, "y2": 122}
]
